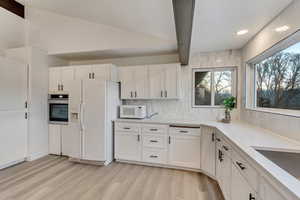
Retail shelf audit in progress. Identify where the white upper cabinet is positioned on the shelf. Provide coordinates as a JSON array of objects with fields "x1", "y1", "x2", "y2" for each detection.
[
  {"x1": 119, "y1": 66, "x2": 148, "y2": 99},
  {"x1": 120, "y1": 63, "x2": 181, "y2": 99},
  {"x1": 75, "y1": 64, "x2": 118, "y2": 81},
  {"x1": 49, "y1": 67, "x2": 74, "y2": 92}
]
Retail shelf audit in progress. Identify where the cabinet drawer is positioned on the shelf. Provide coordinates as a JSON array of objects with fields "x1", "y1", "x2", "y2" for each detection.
[
  {"x1": 142, "y1": 124, "x2": 168, "y2": 134},
  {"x1": 115, "y1": 123, "x2": 140, "y2": 133},
  {"x1": 232, "y1": 150, "x2": 258, "y2": 191},
  {"x1": 169, "y1": 126, "x2": 201, "y2": 136},
  {"x1": 143, "y1": 148, "x2": 167, "y2": 164},
  {"x1": 143, "y1": 134, "x2": 167, "y2": 149}
]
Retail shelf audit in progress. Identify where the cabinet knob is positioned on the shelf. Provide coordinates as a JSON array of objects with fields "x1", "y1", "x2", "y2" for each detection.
[
  {"x1": 236, "y1": 161, "x2": 246, "y2": 170},
  {"x1": 249, "y1": 193, "x2": 255, "y2": 200}
]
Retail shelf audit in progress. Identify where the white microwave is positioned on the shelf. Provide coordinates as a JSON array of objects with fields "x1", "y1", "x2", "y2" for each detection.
[{"x1": 120, "y1": 105, "x2": 147, "y2": 119}]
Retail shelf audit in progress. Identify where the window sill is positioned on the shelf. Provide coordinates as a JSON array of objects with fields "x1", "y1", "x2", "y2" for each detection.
[{"x1": 245, "y1": 107, "x2": 300, "y2": 118}]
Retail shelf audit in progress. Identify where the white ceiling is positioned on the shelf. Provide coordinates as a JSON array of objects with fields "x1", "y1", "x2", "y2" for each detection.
[
  {"x1": 191, "y1": 0, "x2": 293, "y2": 54},
  {"x1": 24, "y1": 0, "x2": 176, "y2": 42},
  {"x1": 0, "y1": 8, "x2": 25, "y2": 50}
]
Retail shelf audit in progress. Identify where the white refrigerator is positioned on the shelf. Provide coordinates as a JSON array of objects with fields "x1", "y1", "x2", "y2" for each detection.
[{"x1": 67, "y1": 80, "x2": 119, "y2": 165}]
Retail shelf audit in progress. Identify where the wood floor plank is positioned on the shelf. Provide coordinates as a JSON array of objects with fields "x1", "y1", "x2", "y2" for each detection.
[{"x1": 0, "y1": 156, "x2": 224, "y2": 200}]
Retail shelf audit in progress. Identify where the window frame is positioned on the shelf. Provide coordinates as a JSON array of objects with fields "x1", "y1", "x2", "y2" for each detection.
[
  {"x1": 192, "y1": 67, "x2": 237, "y2": 108},
  {"x1": 246, "y1": 30, "x2": 300, "y2": 117}
]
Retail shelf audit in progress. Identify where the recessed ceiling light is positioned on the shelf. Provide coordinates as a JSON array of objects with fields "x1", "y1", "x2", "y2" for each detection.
[
  {"x1": 237, "y1": 30, "x2": 249, "y2": 36},
  {"x1": 275, "y1": 25, "x2": 290, "y2": 32}
]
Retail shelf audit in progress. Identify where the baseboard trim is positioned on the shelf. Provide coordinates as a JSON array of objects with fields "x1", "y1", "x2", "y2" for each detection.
[
  {"x1": 26, "y1": 152, "x2": 48, "y2": 161},
  {"x1": 0, "y1": 158, "x2": 26, "y2": 170}
]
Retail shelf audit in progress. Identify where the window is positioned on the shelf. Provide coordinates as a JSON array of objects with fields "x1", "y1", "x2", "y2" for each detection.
[
  {"x1": 254, "y1": 42, "x2": 300, "y2": 110},
  {"x1": 193, "y1": 68, "x2": 236, "y2": 107}
]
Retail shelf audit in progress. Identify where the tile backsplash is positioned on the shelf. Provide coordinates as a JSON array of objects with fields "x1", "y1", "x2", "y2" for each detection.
[{"x1": 124, "y1": 50, "x2": 242, "y2": 121}]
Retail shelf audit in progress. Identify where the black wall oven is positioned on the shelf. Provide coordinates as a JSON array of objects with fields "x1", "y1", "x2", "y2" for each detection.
[{"x1": 48, "y1": 94, "x2": 69, "y2": 124}]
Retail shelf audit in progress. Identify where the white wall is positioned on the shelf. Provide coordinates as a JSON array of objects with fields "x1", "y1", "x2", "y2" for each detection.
[
  {"x1": 124, "y1": 50, "x2": 242, "y2": 121},
  {"x1": 241, "y1": 0, "x2": 300, "y2": 142},
  {"x1": 25, "y1": 7, "x2": 175, "y2": 56}
]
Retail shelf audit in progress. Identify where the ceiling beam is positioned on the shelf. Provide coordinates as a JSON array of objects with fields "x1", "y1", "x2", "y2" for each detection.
[
  {"x1": 172, "y1": 0, "x2": 195, "y2": 66},
  {"x1": 0, "y1": 0, "x2": 24, "y2": 18}
]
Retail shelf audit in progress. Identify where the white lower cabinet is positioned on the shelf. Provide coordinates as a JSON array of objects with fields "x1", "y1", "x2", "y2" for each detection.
[
  {"x1": 231, "y1": 163, "x2": 256, "y2": 200},
  {"x1": 201, "y1": 126, "x2": 216, "y2": 176},
  {"x1": 115, "y1": 132, "x2": 142, "y2": 161},
  {"x1": 49, "y1": 124, "x2": 72, "y2": 156},
  {"x1": 143, "y1": 148, "x2": 167, "y2": 164},
  {"x1": 168, "y1": 135, "x2": 201, "y2": 169}
]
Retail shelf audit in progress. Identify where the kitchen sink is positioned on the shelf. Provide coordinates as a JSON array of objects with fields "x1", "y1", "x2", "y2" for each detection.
[{"x1": 256, "y1": 150, "x2": 300, "y2": 181}]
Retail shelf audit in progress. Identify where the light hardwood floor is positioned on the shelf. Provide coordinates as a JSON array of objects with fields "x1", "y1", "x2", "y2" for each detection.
[{"x1": 0, "y1": 156, "x2": 224, "y2": 200}]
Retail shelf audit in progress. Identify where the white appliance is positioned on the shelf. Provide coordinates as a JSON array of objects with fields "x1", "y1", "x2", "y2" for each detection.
[
  {"x1": 67, "y1": 80, "x2": 119, "y2": 165},
  {"x1": 120, "y1": 105, "x2": 147, "y2": 119}
]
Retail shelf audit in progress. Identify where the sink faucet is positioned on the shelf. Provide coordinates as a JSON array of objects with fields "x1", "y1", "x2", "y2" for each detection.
[{"x1": 147, "y1": 112, "x2": 159, "y2": 119}]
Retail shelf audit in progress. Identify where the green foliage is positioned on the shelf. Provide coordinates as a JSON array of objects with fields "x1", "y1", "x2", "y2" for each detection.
[{"x1": 223, "y1": 96, "x2": 236, "y2": 111}]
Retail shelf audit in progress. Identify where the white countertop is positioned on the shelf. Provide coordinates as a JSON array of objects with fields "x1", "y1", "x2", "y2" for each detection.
[{"x1": 115, "y1": 118, "x2": 300, "y2": 199}]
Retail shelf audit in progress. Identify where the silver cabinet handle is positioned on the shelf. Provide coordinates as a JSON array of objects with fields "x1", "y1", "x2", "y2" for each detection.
[
  {"x1": 168, "y1": 136, "x2": 171, "y2": 144},
  {"x1": 212, "y1": 133, "x2": 215, "y2": 142},
  {"x1": 150, "y1": 128, "x2": 158, "y2": 131},
  {"x1": 161, "y1": 90, "x2": 163, "y2": 97},
  {"x1": 223, "y1": 145, "x2": 229, "y2": 151},
  {"x1": 123, "y1": 127, "x2": 131, "y2": 130},
  {"x1": 179, "y1": 130, "x2": 188, "y2": 133},
  {"x1": 165, "y1": 90, "x2": 167, "y2": 98},
  {"x1": 92, "y1": 72, "x2": 95, "y2": 79},
  {"x1": 89, "y1": 73, "x2": 91, "y2": 79},
  {"x1": 135, "y1": 91, "x2": 137, "y2": 98},
  {"x1": 137, "y1": 134, "x2": 140, "y2": 142},
  {"x1": 150, "y1": 155, "x2": 158, "y2": 158},
  {"x1": 130, "y1": 91, "x2": 133, "y2": 98},
  {"x1": 58, "y1": 84, "x2": 60, "y2": 91},
  {"x1": 236, "y1": 162, "x2": 246, "y2": 170},
  {"x1": 61, "y1": 84, "x2": 64, "y2": 91},
  {"x1": 150, "y1": 140, "x2": 158, "y2": 143}
]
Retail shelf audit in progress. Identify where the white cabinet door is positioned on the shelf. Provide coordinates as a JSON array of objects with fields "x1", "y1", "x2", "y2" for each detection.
[
  {"x1": 49, "y1": 124, "x2": 61, "y2": 155},
  {"x1": 115, "y1": 132, "x2": 142, "y2": 161},
  {"x1": 82, "y1": 80, "x2": 106, "y2": 161},
  {"x1": 201, "y1": 127, "x2": 216, "y2": 176},
  {"x1": 74, "y1": 66, "x2": 92, "y2": 80},
  {"x1": 231, "y1": 164, "x2": 256, "y2": 200},
  {"x1": 148, "y1": 65, "x2": 164, "y2": 98},
  {"x1": 216, "y1": 146, "x2": 232, "y2": 200},
  {"x1": 119, "y1": 67, "x2": 135, "y2": 99},
  {"x1": 49, "y1": 68, "x2": 61, "y2": 92},
  {"x1": 259, "y1": 177, "x2": 285, "y2": 200},
  {"x1": 92, "y1": 65, "x2": 110, "y2": 80},
  {"x1": 60, "y1": 67, "x2": 74, "y2": 92},
  {"x1": 164, "y1": 64, "x2": 180, "y2": 99},
  {"x1": 134, "y1": 66, "x2": 148, "y2": 98},
  {"x1": 61, "y1": 125, "x2": 73, "y2": 156},
  {"x1": 168, "y1": 135, "x2": 201, "y2": 169}
]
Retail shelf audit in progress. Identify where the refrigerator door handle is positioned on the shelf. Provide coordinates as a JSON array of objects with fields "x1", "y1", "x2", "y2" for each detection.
[{"x1": 80, "y1": 102, "x2": 84, "y2": 131}]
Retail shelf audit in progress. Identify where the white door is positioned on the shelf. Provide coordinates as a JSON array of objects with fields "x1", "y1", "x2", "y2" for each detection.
[
  {"x1": 49, "y1": 124, "x2": 61, "y2": 155},
  {"x1": 115, "y1": 132, "x2": 141, "y2": 161},
  {"x1": 133, "y1": 66, "x2": 148, "y2": 98},
  {"x1": 92, "y1": 65, "x2": 110, "y2": 80},
  {"x1": 67, "y1": 80, "x2": 82, "y2": 159},
  {"x1": 74, "y1": 66, "x2": 92, "y2": 80},
  {"x1": 60, "y1": 67, "x2": 74, "y2": 92},
  {"x1": 81, "y1": 80, "x2": 106, "y2": 161},
  {"x1": 0, "y1": 59, "x2": 27, "y2": 110},
  {"x1": 164, "y1": 64, "x2": 179, "y2": 98},
  {"x1": 0, "y1": 111, "x2": 27, "y2": 168},
  {"x1": 168, "y1": 135, "x2": 201, "y2": 169},
  {"x1": 148, "y1": 65, "x2": 164, "y2": 98},
  {"x1": 49, "y1": 68, "x2": 61, "y2": 92},
  {"x1": 201, "y1": 127, "x2": 216, "y2": 176},
  {"x1": 231, "y1": 164, "x2": 256, "y2": 200},
  {"x1": 119, "y1": 67, "x2": 135, "y2": 99}
]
